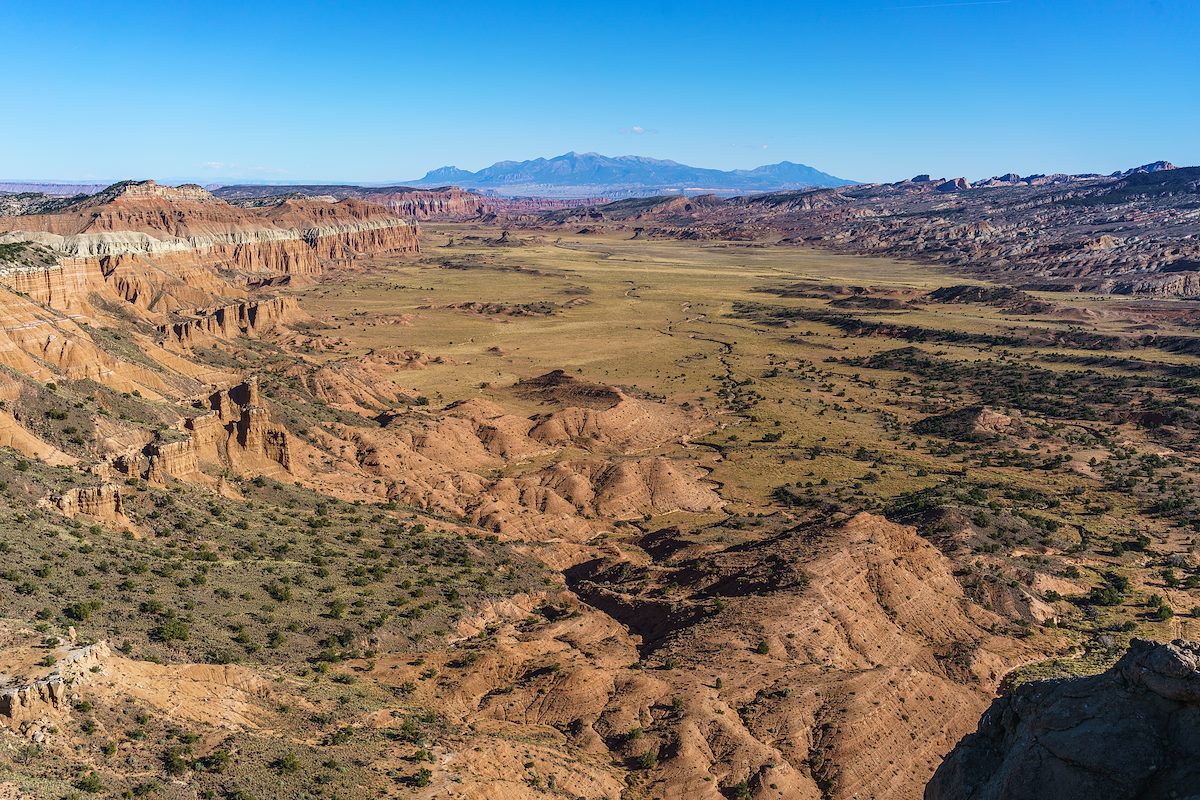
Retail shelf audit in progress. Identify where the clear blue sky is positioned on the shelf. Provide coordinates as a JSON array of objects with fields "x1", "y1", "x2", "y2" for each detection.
[{"x1": 2, "y1": 0, "x2": 1196, "y2": 184}]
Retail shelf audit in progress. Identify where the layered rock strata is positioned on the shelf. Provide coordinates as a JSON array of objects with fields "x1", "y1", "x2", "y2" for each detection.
[
  {"x1": 0, "y1": 642, "x2": 111, "y2": 724},
  {"x1": 111, "y1": 378, "x2": 296, "y2": 483},
  {"x1": 0, "y1": 180, "x2": 419, "y2": 316}
]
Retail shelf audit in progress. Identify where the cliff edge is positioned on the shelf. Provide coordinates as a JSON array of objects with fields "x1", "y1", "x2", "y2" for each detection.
[{"x1": 927, "y1": 638, "x2": 1200, "y2": 800}]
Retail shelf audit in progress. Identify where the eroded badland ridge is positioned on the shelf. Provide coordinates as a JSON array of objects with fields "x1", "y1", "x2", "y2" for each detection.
[
  {"x1": 534, "y1": 161, "x2": 1200, "y2": 297},
  {"x1": 0, "y1": 172, "x2": 1197, "y2": 798}
]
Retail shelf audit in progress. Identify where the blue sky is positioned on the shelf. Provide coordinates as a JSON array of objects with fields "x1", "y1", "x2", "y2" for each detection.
[{"x1": 1, "y1": 0, "x2": 1196, "y2": 183}]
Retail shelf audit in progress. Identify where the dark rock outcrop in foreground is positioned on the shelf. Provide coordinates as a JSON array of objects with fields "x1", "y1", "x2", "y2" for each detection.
[{"x1": 927, "y1": 638, "x2": 1200, "y2": 800}]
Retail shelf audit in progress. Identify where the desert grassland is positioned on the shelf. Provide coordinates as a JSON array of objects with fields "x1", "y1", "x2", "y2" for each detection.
[
  {"x1": 297, "y1": 223, "x2": 1200, "y2": 650},
  {"x1": 297, "y1": 228, "x2": 1161, "y2": 506},
  {"x1": 297, "y1": 227, "x2": 952, "y2": 495}
]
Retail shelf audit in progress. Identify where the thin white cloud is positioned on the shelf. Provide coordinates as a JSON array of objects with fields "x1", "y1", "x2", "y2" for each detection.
[
  {"x1": 201, "y1": 161, "x2": 289, "y2": 176},
  {"x1": 620, "y1": 125, "x2": 657, "y2": 135}
]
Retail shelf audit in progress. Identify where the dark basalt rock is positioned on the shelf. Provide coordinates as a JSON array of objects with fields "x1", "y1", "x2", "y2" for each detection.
[{"x1": 926, "y1": 639, "x2": 1200, "y2": 800}]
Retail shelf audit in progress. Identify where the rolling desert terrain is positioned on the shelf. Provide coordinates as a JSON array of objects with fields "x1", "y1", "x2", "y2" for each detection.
[{"x1": 0, "y1": 171, "x2": 1197, "y2": 799}]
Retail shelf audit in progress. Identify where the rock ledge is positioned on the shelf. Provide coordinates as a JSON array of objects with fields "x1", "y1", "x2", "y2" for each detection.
[{"x1": 927, "y1": 638, "x2": 1200, "y2": 800}]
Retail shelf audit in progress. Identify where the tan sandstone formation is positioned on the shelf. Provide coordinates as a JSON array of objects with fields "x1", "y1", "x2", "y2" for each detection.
[
  {"x1": 0, "y1": 180, "x2": 419, "y2": 321},
  {"x1": 370, "y1": 512, "x2": 1042, "y2": 800}
]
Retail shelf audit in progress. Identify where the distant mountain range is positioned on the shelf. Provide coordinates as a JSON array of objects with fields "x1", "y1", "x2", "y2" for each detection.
[{"x1": 405, "y1": 152, "x2": 855, "y2": 198}]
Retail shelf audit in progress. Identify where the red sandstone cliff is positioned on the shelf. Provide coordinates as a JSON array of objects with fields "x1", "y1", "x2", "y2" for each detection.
[
  {"x1": 160, "y1": 296, "x2": 309, "y2": 348},
  {"x1": 109, "y1": 378, "x2": 299, "y2": 485},
  {"x1": 0, "y1": 181, "x2": 420, "y2": 316}
]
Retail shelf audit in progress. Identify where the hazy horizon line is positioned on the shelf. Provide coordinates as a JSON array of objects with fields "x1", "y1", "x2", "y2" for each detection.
[{"x1": 0, "y1": 154, "x2": 1184, "y2": 192}]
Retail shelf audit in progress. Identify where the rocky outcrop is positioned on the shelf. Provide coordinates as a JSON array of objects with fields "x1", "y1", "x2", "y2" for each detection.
[
  {"x1": 3, "y1": 216, "x2": 415, "y2": 279},
  {"x1": 0, "y1": 258, "x2": 99, "y2": 314},
  {"x1": 141, "y1": 437, "x2": 200, "y2": 482},
  {"x1": 114, "y1": 378, "x2": 296, "y2": 483},
  {"x1": 316, "y1": 379, "x2": 714, "y2": 539},
  {"x1": 161, "y1": 296, "x2": 308, "y2": 346},
  {"x1": 0, "y1": 642, "x2": 111, "y2": 725},
  {"x1": 236, "y1": 405, "x2": 292, "y2": 470},
  {"x1": 0, "y1": 284, "x2": 179, "y2": 395},
  {"x1": 1105, "y1": 270, "x2": 1200, "y2": 297},
  {"x1": 376, "y1": 187, "x2": 492, "y2": 219},
  {"x1": 43, "y1": 484, "x2": 125, "y2": 521},
  {"x1": 478, "y1": 455, "x2": 723, "y2": 530},
  {"x1": 0, "y1": 676, "x2": 67, "y2": 721},
  {"x1": 214, "y1": 185, "x2": 493, "y2": 219},
  {"x1": 913, "y1": 406, "x2": 1029, "y2": 441},
  {"x1": 937, "y1": 177, "x2": 972, "y2": 192},
  {"x1": 927, "y1": 638, "x2": 1200, "y2": 800},
  {"x1": 462, "y1": 512, "x2": 1041, "y2": 800},
  {"x1": 1114, "y1": 160, "x2": 1176, "y2": 177}
]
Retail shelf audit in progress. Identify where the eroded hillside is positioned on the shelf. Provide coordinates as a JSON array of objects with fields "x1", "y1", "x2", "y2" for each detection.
[{"x1": 533, "y1": 163, "x2": 1200, "y2": 297}]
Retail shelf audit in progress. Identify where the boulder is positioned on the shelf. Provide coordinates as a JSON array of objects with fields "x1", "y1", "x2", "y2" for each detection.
[{"x1": 927, "y1": 639, "x2": 1200, "y2": 800}]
